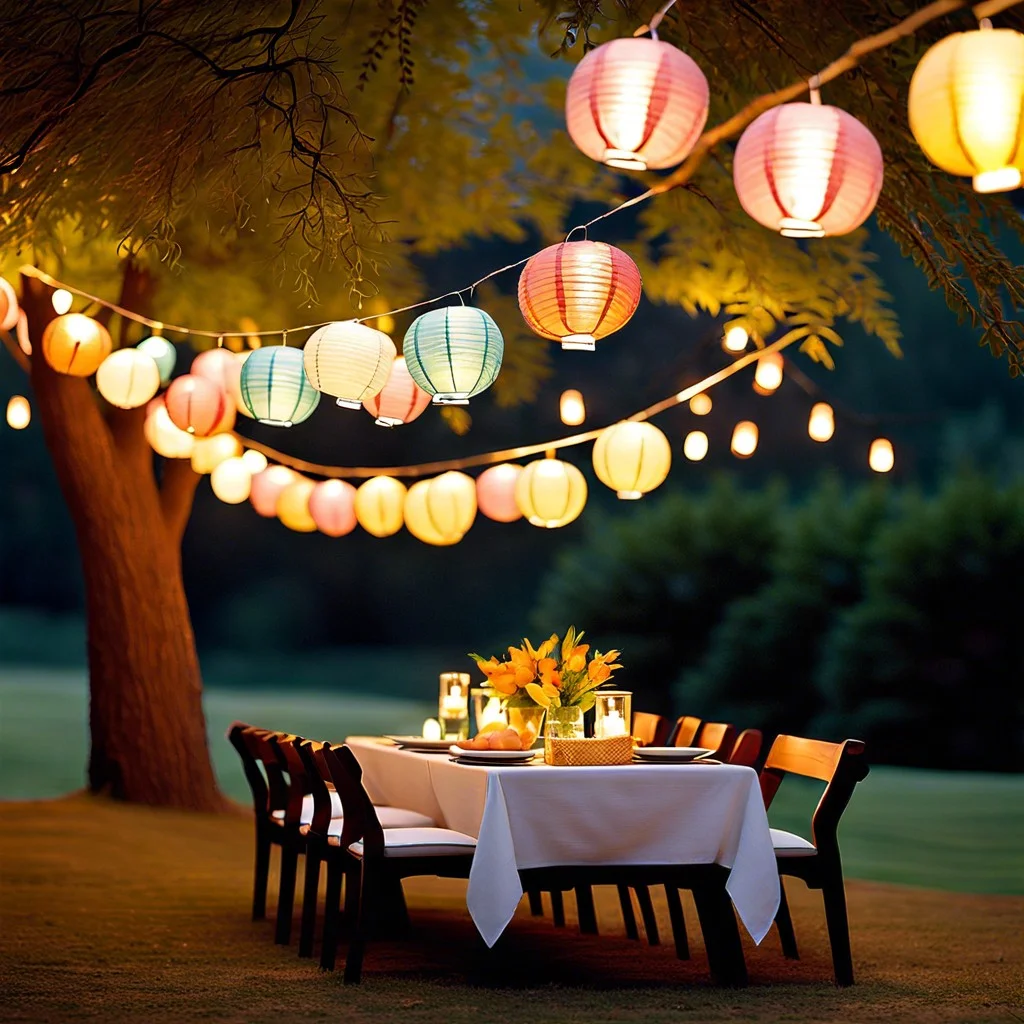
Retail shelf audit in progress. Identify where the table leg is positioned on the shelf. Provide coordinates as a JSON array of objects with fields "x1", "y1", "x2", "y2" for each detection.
[{"x1": 691, "y1": 879, "x2": 747, "y2": 987}]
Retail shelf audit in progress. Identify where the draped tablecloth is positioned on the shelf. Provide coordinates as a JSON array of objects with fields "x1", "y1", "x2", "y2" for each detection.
[{"x1": 346, "y1": 736, "x2": 779, "y2": 949}]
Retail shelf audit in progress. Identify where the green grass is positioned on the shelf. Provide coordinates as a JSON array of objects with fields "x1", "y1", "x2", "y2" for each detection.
[{"x1": 2, "y1": 668, "x2": 1023, "y2": 895}]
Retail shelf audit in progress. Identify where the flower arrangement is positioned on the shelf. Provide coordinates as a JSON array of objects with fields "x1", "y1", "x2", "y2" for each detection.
[{"x1": 469, "y1": 626, "x2": 622, "y2": 712}]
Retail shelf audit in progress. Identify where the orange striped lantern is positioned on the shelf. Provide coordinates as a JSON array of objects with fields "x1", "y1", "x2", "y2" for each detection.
[
  {"x1": 363, "y1": 355, "x2": 431, "y2": 427},
  {"x1": 733, "y1": 98, "x2": 883, "y2": 238},
  {"x1": 164, "y1": 373, "x2": 231, "y2": 437},
  {"x1": 566, "y1": 37, "x2": 709, "y2": 171},
  {"x1": 518, "y1": 241, "x2": 642, "y2": 351},
  {"x1": 308, "y1": 479, "x2": 358, "y2": 537},
  {"x1": 41, "y1": 314, "x2": 112, "y2": 377}
]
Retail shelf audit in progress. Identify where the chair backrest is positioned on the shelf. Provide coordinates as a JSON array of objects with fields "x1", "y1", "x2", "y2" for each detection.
[
  {"x1": 227, "y1": 721, "x2": 268, "y2": 818},
  {"x1": 231, "y1": 724, "x2": 289, "y2": 821},
  {"x1": 727, "y1": 728, "x2": 763, "y2": 768},
  {"x1": 694, "y1": 721, "x2": 737, "y2": 759},
  {"x1": 760, "y1": 735, "x2": 869, "y2": 856},
  {"x1": 322, "y1": 744, "x2": 386, "y2": 856},
  {"x1": 267, "y1": 731, "x2": 310, "y2": 828},
  {"x1": 671, "y1": 715, "x2": 702, "y2": 747},
  {"x1": 632, "y1": 711, "x2": 670, "y2": 747},
  {"x1": 295, "y1": 739, "x2": 335, "y2": 837}
]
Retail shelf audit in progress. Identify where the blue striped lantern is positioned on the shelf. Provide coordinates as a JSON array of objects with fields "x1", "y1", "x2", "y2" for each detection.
[
  {"x1": 239, "y1": 346, "x2": 320, "y2": 427},
  {"x1": 403, "y1": 306, "x2": 504, "y2": 405}
]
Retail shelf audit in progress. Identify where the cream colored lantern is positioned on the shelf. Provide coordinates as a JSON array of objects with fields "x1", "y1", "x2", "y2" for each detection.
[
  {"x1": 303, "y1": 320, "x2": 396, "y2": 409},
  {"x1": 277, "y1": 478, "x2": 317, "y2": 532},
  {"x1": 144, "y1": 398, "x2": 194, "y2": 459},
  {"x1": 96, "y1": 349, "x2": 161, "y2": 409},
  {"x1": 515, "y1": 458, "x2": 587, "y2": 528},
  {"x1": 191, "y1": 433, "x2": 242, "y2": 475},
  {"x1": 355, "y1": 476, "x2": 407, "y2": 537},
  {"x1": 404, "y1": 472, "x2": 477, "y2": 546},
  {"x1": 689, "y1": 393, "x2": 712, "y2": 416},
  {"x1": 210, "y1": 457, "x2": 252, "y2": 504},
  {"x1": 592, "y1": 421, "x2": 672, "y2": 499}
]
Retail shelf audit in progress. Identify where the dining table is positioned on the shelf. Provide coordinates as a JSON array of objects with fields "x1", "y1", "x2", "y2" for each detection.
[{"x1": 345, "y1": 736, "x2": 780, "y2": 956}]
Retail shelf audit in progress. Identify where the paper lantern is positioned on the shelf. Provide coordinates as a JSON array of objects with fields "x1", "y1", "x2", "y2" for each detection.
[
  {"x1": 565, "y1": 36, "x2": 709, "y2": 171},
  {"x1": 240, "y1": 346, "x2": 319, "y2": 426},
  {"x1": 308, "y1": 479, "x2": 358, "y2": 537},
  {"x1": 723, "y1": 325, "x2": 749, "y2": 353},
  {"x1": 593, "y1": 421, "x2": 672, "y2": 499},
  {"x1": 355, "y1": 476, "x2": 407, "y2": 537},
  {"x1": 518, "y1": 242, "x2": 642, "y2": 351},
  {"x1": 164, "y1": 373, "x2": 229, "y2": 436},
  {"x1": 41, "y1": 314, "x2": 112, "y2": 377},
  {"x1": 363, "y1": 355, "x2": 431, "y2": 426},
  {"x1": 51, "y1": 289, "x2": 73, "y2": 315},
  {"x1": 277, "y1": 478, "x2": 317, "y2": 532},
  {"x1": 734, "y1": 100, "x2": 883, "y2": 237},
  {"x1": 403, "y1": 306, "x2": 503, "y2": 405},
  {"x1": 144, "y1": 398, "x2": 194, "y2": 459},
  {"x1": 404, "y1": 472, "x2": 477, "y2": 546},
  {"x1": 869, "y1": 437, "x2": 894, "y2": 473},
  {"x1": 0, "y1": 277, "x2": 18, "y2": 331},
  {"x1": 689, "y1": 393, "x2": 712, "y2": 415},
  {"x1": 191, "y1": 433, "x2": 242, "y2": 475},
  {"x1": 192, "y1": 348, "x2": 239, "y2": 394},
  {"x1": 476, "y1": 463, "x2": 523, "y2": 523},
  {"x1": 753, "y1": 351, "x2": 784, "y2": 395},
  {"x1": 210, "y1": 457, "x2": 252, "y2": 504},
  {"x1": 303, "y1": 320, "x2": 395, "y2": 409},
  {"x1": 229, "y1": 351, "x2": 255, "y2": 419},
  {"x1": 6, "y1": 395, "x2": 30, "y2": 430},
  {"x1": 909, "y1": 26, "x2": 1024, "y2": 193},
  {"x1": 731, "y1": 421, "x2": 759, "y2": 458},
  {"x1": 683, "y1": 430, "x2": 708, "y2": 461},
  {"x1": 241, "y1": 449, "x2": 268, "y2": 475},
  {"x1": 250, "y1": 465, "x2": 298, "y2": 517},
  {"x1": 96, "y1": 349, "x2": 161, "y2": 409},
  {"x1": 137, "y1": 336, "x2": 176, "y2": 384},
  {"x1": 515, "y1": 458, "x2": 587, "y2": 528},
  {"x1": 808, "y1": 402, "x2": 835, "y2": 442}
]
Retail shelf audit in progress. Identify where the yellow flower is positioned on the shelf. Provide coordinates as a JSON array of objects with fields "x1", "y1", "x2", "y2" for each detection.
[
  {"x1": 587, "y1": 660, "x2": 611, "y2": 684},
  {"x1": 523, "y1": 633, "x2": 559, "y2": 664},
  {"x1": 525, "y1": 682, "x2": 553, "y2": 707},
  {"x1": 477, "y1": 656, "x2": 518, "y2": 695}
]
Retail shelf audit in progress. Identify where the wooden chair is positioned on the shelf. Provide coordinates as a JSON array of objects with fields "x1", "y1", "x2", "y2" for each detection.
[
  {"x1": 760, "y1": 735, "x2": 870, "y2": 987},
  {"x1": 694, "y1": 721, "x2": 737, "y2": 760},
  {"x1": 728, "y1": 728, "x2": 763, "y2": 768},
  {"x1": 632, "y1": 711, "x2": 671, "y2": 747},
  {"x1": 668, "y1": 715, "x2": 702, "y2": 747}
]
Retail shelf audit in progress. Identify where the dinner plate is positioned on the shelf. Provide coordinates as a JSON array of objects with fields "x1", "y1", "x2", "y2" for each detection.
[
  {"x1": 633, "y1": 746, "x2": 714, "y2": 762},
  {"x1": 448, "y1": 745, "x2": 538, "y2": 762},
  {"x1": 384, "y1": 736, "x2": 454, "y2": 752}
]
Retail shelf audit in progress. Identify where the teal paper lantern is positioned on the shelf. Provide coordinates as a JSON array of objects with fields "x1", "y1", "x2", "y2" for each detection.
[
  {"x1": 239, "y1": 346, "x2": 320, "y2": 427},
  {"x1": 403, "y1": 306, "x2": 503, "y2": 405},
  {"x1": 137, "y1": 336, "x2": 176, "y2": 384}
]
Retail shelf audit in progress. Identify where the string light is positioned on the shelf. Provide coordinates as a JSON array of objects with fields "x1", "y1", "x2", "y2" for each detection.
[
  {"x1": 6, "y1": 395, "x2": 30, "y2": 429},
  {"x1": 689, "y1": 393, "x2": 712, "y2": 415},
  {"x1": 723, "y1": 325, "x2": 749, "y2": 353},
  {"x1": 241, "y1": 449, "x2": 269, "y2": 475},
  {"x1": 869, "y1": 437, "x2": 895, "y2": 473},
  {"x1": 808, "y1": 402, "x2": 835, "y2": 442},
  {"x1": 210, "y1": 457, "x2": 252, "y2": 504},
  {"x1": 683, "y1": 430, "x2": 708, "y2": 461},
  {"x1": 559, "y1": 389, "x2": 586, "y2": 426},
  {"x1": 753, "y1": 350, "x2": 784, "y2": 395},
  {"x1": 731, "y1": 421, "x2": 759, "y2": 458}
]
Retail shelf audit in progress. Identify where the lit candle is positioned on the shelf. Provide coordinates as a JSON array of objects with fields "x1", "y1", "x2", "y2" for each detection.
[
  {"x1": 480, "y1": 696, "x2": 507, "y2": 728},
  {"x1": 441, "y1": 683, "x2": 468, "y2": 717},
  {"x1": 599, "y1": 709, "x2": 628, "y2": 737},
  {"x1": 422, "y1": 718, "x2": 442, "y2": 741}
]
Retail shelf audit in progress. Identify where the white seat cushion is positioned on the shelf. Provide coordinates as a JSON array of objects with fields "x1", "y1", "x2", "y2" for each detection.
[
  {"x1": 771, "y1": 827, "x2": 818, "y2": 857},
  {"x1": 348, "y1": 826, "x2": 477, "y2": 859},
  {"x1": 272, "y1": 794, "x2": 434, "y2": 828},
  {"x1": 271, "y1": 791, "x2": 343, "y2": 825}
]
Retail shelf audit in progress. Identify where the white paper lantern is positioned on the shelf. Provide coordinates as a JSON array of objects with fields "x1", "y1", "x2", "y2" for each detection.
[
  {"x1": 303, "y1": 320, "x2": 396, "y2": 409},
  {"x1": 96, "y1": 349, "x2": 161, "y2": 409},
  {"x1": 144, "y1": 398, "x2": 194, "y2": 459},
  {"x1": 404, "y1": 472, "x2": 477, "y2": 546},
  {"x1": 355, "y1": 476, "x2": 407, "y2": 537},
  {"x1": 191, "y1": 433, "x2": 243, "y2": 475},
  {"x1": 592, "y1": 421, "x2": 672, "y2": 499},
  {"x1": 210, "y1": 457, "x2": 252, "y2": 504}
]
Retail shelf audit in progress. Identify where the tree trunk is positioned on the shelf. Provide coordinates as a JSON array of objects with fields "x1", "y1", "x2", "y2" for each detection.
[{"x1": 19, "y1": 269, "x2": 224, "y2": 812}]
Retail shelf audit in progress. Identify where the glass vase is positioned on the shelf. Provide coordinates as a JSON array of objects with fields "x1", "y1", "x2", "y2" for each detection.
[
  {"x1": 507, "y1": 705, "x2": 546, "y2": 748},
  {"x1": 544, "y1": 705, "x2": 584, "y2": 763}
]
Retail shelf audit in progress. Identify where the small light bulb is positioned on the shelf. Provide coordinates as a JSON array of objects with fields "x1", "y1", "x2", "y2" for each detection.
[
  {"x1": 689, "y1": 393, "x2": 712, "y2": 416},
  {"x1": 51, "y1": 289, "x2": 73, "y2": 315},
  {"x1": 6, "y1": 395, "x2": 30, "y2": 429},
  {"x1": 723, "y1": 325, "x2": 749, "y2": 352},
  {"x1": 869, "y1": 438, "x2": 894, "y2": 473},
  {"x1": 753, "y1": 351, "x2": 784, "y2": 394},
  {"x1": 683, "y1": 430, "x2": 708, "y2": 461},
  {"x1": 559, "y1": 389, "x2": 586, "y2": 426},
  {"x1": 808, "y1": 403, "x2": 835, "y2": 442},
  {"x1": 241, "y1": 449, "x2": 269, "y2": 475},
  {"x1": 731, "y1": 421, "x2": 758, "y2": 458}
]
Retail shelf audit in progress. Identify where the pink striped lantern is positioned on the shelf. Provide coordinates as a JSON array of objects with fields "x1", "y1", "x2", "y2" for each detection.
[
  {"x1": 308, "y1": 479, "x2": 358, "y2": 537},
  {"x1": 363, "y1": 355, "x2": 431, "y2": 427},
  {"x1": 249, "y1": 465, "x2": 298, "y2": 518},
  {"x1": 733, "y1": 98, "x2": 884, "y2": 238},
  {"x1": 164, "y1": 373, "x2": 233, "y2": 436},
  {"x1": 566, "y1": 36, "x2": 709, "y2": 171},
  {"x1": 476, "y1": 463, "x2": 523, "y2": 523}
]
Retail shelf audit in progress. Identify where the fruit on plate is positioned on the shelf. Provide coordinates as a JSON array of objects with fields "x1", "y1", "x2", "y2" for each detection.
[
  {"x1": 455, "y1": 727, "x2": 534, "y2": 752},
  {"x1": 477, "y1": 720, "x2": 508, "y2": 736}
]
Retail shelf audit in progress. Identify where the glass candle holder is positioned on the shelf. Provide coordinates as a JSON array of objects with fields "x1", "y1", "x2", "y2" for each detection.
[
  {"x1": 439, "y1": 672, "x2": 471, "y2": 740},
  {"x1": 594, "y1": 690, "x2": 632, "y2": 739},
  {"x1": 471, "y1": 687, "x2": 508, "y2": 734}
]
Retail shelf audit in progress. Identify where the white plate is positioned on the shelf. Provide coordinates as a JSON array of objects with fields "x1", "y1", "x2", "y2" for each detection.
[
  {"x1": 633, "y1": 746, "x2": 714, "y2": 762},
  {"x1": 384, "y1": 736, "x2": 454, "y2": 752},
  {"x1": 448, "y1": 745, "x2": 538, "y2": 761}
]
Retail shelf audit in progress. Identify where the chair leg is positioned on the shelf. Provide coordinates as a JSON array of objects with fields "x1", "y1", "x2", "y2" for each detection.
[
  {"x1": 343, "y1": 862, "x2": 369, "y2": 985},
  {"x1": 821, "y1": 873, "x2": 855, "y2": 987},
  {"x1": 775, "y1": 877, "x2": 799, "y2": 960},
  {"x1": 664, "y1": 885, "x2": 690, "y2": 960},
  {"x1": 252, "y1": 828, "x2": 271, "y2": 921},
  {"x1": 574, "y1": 885, "x2": 598, "y2": 935},
  {"x1": 691, "y1": 879, "x2": 748, "y2": 987},
  {"x1": 319, "y1": 859, "x2": 344, "y2": 972},
  {"x1": 527, "y1": 889, "x2": 544, "y2": 917},
  {"x1": 550, "y1": 889, "x2": 566, "y2": 928},
  {"x1": 635, "y1": 885, "x2": 660, "y2": 946},
  {"x1": 298, "y1": 847, "x2": 321, "y2": 958},
  {"x1": 617, "y1": 885, "x2": 639, "y2": 940},
  {"x1": 274, "y1": 842, "x2": 300, "y2": 945}
]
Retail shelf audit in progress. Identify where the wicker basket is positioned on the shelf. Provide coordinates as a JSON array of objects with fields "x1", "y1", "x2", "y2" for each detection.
[{"x1": 543, "y1": 733, "x2": 634, "y2": 766}]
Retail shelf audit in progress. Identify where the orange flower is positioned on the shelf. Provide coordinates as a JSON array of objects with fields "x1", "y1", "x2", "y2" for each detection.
[
  {"x1": 524, "y1": 633, "x2": 559, "y2": 664},
  {"x1": 564, "y1": 643, "x2": 590, "y2": 674},
  {"x1": 477, "y1": 656, "x2": 519, "y2": 695},
  {"x1": 507, "y1": 645, "x2": 537, "y2": 688},
  {"x1": 538, "y1": 657, "x2": 562, "y2": 689},
  {"x1": 587, "y1": 660, "x2": 611, "y2": 684}
]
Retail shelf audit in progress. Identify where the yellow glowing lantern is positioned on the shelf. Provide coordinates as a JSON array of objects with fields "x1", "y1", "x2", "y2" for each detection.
[
  {"x1": 404, "y1": 472, "x2": 477, "y2": 546},
  {"x1": 909, "y1": 25, "x2": 1024, "y2": 194},
  {"x1": 723, "y1": 325, "x2": 749, "y2": 353},
  {"x1": 6, "y1": 395, "x2": 30, "y2": 429},
  {"x1": 51, "y1": 289, "x2": 73, "y2": 315},
  {"x1": 191, "y1": 433, "x2": 242, "y2": 475},
  {"x1": 241, "y1": 449, "x2": 268, "y2": 475},
  {"x1": 0, "y1": 277, "x2": 18, "y2": 331},
  {"x1": 515, "y1": 458, "x2": 587, "y2": 528},
  {"x1": 808, "y1": 402, "x2": 835, "y2": 442},
  {"x1": 355, "y1": 476, "x2": 407, "y2": 537},
  {"x1": 753, "y1": 351, "x2": 784, "y2": 395},
  {"x1": 144, "y1": 398, "x2": 194, "y2": 459},
  {"x1": 560, "y1": 389, "x2": 586, "y2": 426},
  {"x1": 689, "y1": 393, "x2": 712, "y2": 416},
  {"x1": 42, "y1": 314, "x2": 112, "y2": 377},
  {"x1": 96, "y1": 349, "x2": 161, "y2": 409},
  {"x1": 683, "y1": 430, "x2": 708, "y2": 461},
  {"x1": 277, "y1": 478, "x2": 317, "y2": 532},
  {"x1": 593, "y1": 421, "x2": 672, "y2": 499},
  {"x1": 210, "y1": 457, "x2": 252, "y2": 504},
  {"x1": 731, "y1": 421, "x2": 759, "y2": 458},
  {"x1": 869, "y1": 437, "x2": 894, "y2": 473}
]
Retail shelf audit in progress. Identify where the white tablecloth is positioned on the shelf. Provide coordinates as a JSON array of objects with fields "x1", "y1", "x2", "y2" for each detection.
[{"x1": 347, "y1": 737, "x2": 780, "y2": 948}]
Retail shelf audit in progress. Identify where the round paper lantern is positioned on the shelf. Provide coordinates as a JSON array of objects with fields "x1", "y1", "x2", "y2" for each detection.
[
  {"x1": 909, "y1": 26, "x2": 1024, "y2": 193},
  {"x1": 144, "y1": 398, "x2": 194, "y2": 458},
  {"x1": 808, "y1": 402, "x2": 835, "y2": 442},
  {"x1": 191, "y1": 433, "x2": 242, "y2": 475},
  {"x1": 240, "y1": 346, "x2": 320, "y2": 426},
  {"x1": 404, "y1": 472, "x2": 477, "y2": 546},
  {"x1": 210, "y1": 457, "x2": 252, "y2": 504},
  {"x1": 403, "y1": 306, "x2": 503, "y2": 405},
  {"x1": 250, "y1": 465, "x2": 298, "y2": 517},
  {"x1": 363, "y1": 355, "x2": 431, "y2": 426},
  {"x1": 518, "y1": 241, "x2": 642, "y2": 351},
  {"x1": 753, "y1": 351, "x2": 784, "y2": 395},
  {"x1": 476, "y1": 463, "x2": 523, "y2": 523},
  {"x1": 515, "y1": 458, "x2": 587, "y2": 529},
  {"x1": 96, "y1": 349, "x2": 161, "y2": 409},
  {"x1": 229, "y1": 351, "x2": 255, "y2": 419},
  {"x1": 731, "y1": 421, "x2": 759, "y2": 458},
  {"x1": 137, "y1": 336, "x2": 176, "y2": 384},
  {"x1": 0, "y1": 277, "x2": 19, "y2": 331},
  {"x1": 683, "y1": 430, "x2": 708, "y2": 461},
  {"x1": 308, "y1": 479, "x2": 358, "y2": 537},
  {"x1": 566, "y1": 36, "x2": 709, "y2": 171},
  {"x1": 164, "y1": 373, "x2": 229, "y2": 436},
  {"x1": 593, "y1": 421, "x2": 672, "y2": 499},
  {"x1": 41, "y1": 314, "x2": 112, "y2": 376},
  {"x1": 277, "y1": 478, "x2": 317, "y2": 532},
  {"x1": 869, "y1": 437, "x2": 894, "y2": 473},
  {"x1": 241, "y1": 448, "x2": 268, "y2": 475},
  {"x1": 6, "y1": 395, "x2": 30, "y2": 430},
  {"x1": 559, "y1": 389, "x2": 586, "y2": 426},
  {"x1": 734, "y1": 100, "x2": 883, "y2": 237},
  {"x1": 689, "y1": 393, "x2": 712, "y2": 415},
  {"x1": 303, "y1": 320, "x2": 396, "y2": 409},
  {"x1": 192, "y1": 348, "x2": 239, "y2": 393},
  {"x1": 355, "y1": 476, "x2": 407, "y2": 537}
]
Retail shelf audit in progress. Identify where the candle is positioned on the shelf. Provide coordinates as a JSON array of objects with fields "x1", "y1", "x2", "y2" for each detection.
[
  {"x1": 599, "y1": 709, "x2": 628, "y2": 737},
  {"x1": 441, "y1": 683, "x2": 468, "y2": 716},
  {"x1": 480, "y1": 696, "x2": 507, "y2": 728},
  {"x1": 422, "y1": 718, "x2": 442, "y2": 741}
]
